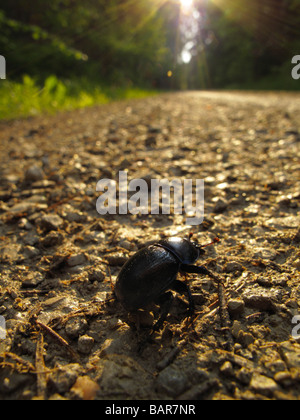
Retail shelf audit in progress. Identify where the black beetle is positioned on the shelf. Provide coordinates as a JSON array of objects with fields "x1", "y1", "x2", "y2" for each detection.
[{"x1": 115, "y1": 236, "x2": 220, "y2": 333}]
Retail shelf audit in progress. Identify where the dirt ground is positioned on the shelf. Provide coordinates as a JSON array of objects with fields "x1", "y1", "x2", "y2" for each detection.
[{"x1": 0, "y1": 91, "x2": 299, "y2": 400}]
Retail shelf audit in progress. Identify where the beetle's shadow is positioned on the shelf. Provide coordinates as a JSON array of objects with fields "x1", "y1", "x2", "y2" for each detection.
[
  {"x1": 97, "y1": 298, "x2": 153, "y2": 356},
  {"x1": 100, "y1": 293, "x2": 197, "y2": 359},
  {"x1": 96, "y1": 292, "x2": 230, "y2": 401}
]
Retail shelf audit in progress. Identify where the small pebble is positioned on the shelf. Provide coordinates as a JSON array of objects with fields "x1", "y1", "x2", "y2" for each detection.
[
  {"x1": 10, "y1": 202, "x2": 37, "y2": 213},
  {"x1": 67, "y1": 253, "x2": 87, "y2": 267},
  {"x1": 293, "y1": 258, "x2": 300, "y2": 271},
  {"x1": 232, "y1": 320, "x2": 243, "y2": 338},
  {"x1": 280, "y1": 342, "x2": 300, "y2": 369},
  {"x1": 148, "y1": 125, "x2": 161, "y2": 134},
  {"x1": 274, "y1": 371, "x2": 294, "y2": 387},
  {"x1": 70, "y1": 376, "x2": 99, "y2": 400},
  {"x1": 213, "y1": 197, "x2": 228, "y2": 213},
  {"x1": 65, "y1": 317, "x2": 88, "y2": 339},
  {"x1": 50, "y1": 364, "x2": 81, "y2": 394},
  {"x1": 220, "y1": 361, "x2": 234, "y2": 377},
  {"x1": 25, "y1": 165, "x2": 45, "y2": 182},
  {"x1": 156, "y1": 366, "x2": 189, "y2": 398},
  {"x1": 0, "y1": 371, "x2": 33, "y2": 394},
  {"x1": 18, "y1": 218, "x2": 33, "y2": 230},
  {"x1": 145, "y1": 136, "x2": 157, "y2": 148},
  {"x1": 228, "y1": 299, "x2": 245, "y2": 316},
  {"x1": 243, "y1": 293, "x2": 276, "y2": 311},
  {"x1": 41, "y1": 231, "x2": 64, "y2": 247},
  {"x1": 237, "y1": 330, "x2": 255, "y2": 347},
  {"x1": 40, "y1": 214, "x2": 64, "y2": 231},
  {"x1": 78, "y1": 335, "x2": 95, "y2": 354},
  {"x1": 0, "y1": 245, "x2": 22, "y2": 263},
  {"x1": 22, "y1": 272, "x2": 44, "y2": 287},
  {"x1": 88, "y1": 268, "x2": 105, "y2": 283},
  {"x1": 253, "y1": 248, "x2": 277, "y2": 260},
  {"x1": 236, "y1": 367, "x2": 252, "y2": 385},
  {"x1": 225, "y1": 262, "x2": 244, "y2": 274},
  {"x1": 106, "y1": 254, "x2": 127, "y2": 267}
]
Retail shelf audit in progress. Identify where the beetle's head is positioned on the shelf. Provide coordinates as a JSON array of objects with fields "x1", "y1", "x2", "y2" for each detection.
[
  {"x1": 158, "y1": 236, "x2": 220, "y2": 265},
  {"x1": 189, "y1": 235, "x2": 220, "y2": 256}
]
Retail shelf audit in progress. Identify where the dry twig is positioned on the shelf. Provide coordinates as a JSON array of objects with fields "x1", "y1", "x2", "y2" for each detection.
[
  {"x1": 35, "y1": 332, "x2": 48, "y2": 399},
  {"x1": 34, "y1": 318, "x2": 80, "y2": 363}
]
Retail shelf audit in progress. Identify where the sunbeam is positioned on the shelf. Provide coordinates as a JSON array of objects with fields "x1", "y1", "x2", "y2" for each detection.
[{"x1": 180, "y1": 0, "x2": 194, "y2": 15}]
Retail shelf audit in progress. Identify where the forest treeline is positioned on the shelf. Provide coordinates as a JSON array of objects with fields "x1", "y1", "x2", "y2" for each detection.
[{"x1": 1, "y1": 0, "x2": 300, "y2": 91}]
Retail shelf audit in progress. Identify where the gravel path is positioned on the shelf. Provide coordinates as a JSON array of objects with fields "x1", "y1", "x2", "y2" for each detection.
[{"x1": 0, "y1": 91, "x2": 299, "y2": 400}]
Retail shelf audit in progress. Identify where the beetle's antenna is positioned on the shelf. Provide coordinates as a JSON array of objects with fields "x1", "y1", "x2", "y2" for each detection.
[
  {"x1": 188, "y1": 232, "x2": 194, "y2": 242},
  {"x1": 198, "y1": 237, "x2": 220, "y2": 249}
]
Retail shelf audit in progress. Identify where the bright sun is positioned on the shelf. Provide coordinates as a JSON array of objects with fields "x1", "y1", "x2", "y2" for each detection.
[{"x1": 180, "y1": 0, "x2": 194, "y2": 13}]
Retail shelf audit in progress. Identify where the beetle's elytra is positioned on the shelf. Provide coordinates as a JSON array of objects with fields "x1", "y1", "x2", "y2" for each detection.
[{"x1": 115, "y1": 236, "x2": 220, "y2": 333}]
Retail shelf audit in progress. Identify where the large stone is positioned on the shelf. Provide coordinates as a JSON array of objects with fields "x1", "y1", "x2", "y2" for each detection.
[{"x1": 250, "y1": 373, "x2": 279, "y2": 397}]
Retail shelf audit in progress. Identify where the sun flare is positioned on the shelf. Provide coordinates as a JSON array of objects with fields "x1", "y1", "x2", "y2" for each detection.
[{"x1": 180, "y1": 0, "x2": 194, "y2": 14}]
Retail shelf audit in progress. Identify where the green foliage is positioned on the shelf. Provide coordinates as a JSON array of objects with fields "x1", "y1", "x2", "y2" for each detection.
[
  {"x1": 0, "y1": 0, "x2": 168, "y2": 83},
  {"x1": 191, "y1": 0, "x2": 300, "y2": 90},
  {"x1": 0, "y1": 75, "x2": 156, "y2": 120},
  {"x1": 0, "y1": 1, "x2": 164, "y2": 119},
  {"x1": 0, "y1": 7, "x2": 87, "y2": 79},
  {"x1": 0, "y1": 0, "x2": 299, "y2": 121}
]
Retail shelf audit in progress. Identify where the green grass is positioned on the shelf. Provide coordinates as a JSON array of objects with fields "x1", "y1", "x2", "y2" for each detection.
[{"x1": 0, "y1": 75, "x2": 157, "y2": 120}]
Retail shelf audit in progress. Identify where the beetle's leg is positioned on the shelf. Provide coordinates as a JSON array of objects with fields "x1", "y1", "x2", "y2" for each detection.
[
  {"x1": 180, "y1": 264, "x2": 220, "y2": 282},
  {"x1": 181, "y1": 264, "x2": 233, "y2": 350},
  {"x1": 137, "y1": 293, "x2": 174, "y2": 353},
  {"x1": 152, "y1": 291, "x2": 174, "y2": 334},
  {"x1": 171, "y1": 280, "x2": 195, "y2": 316}
]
